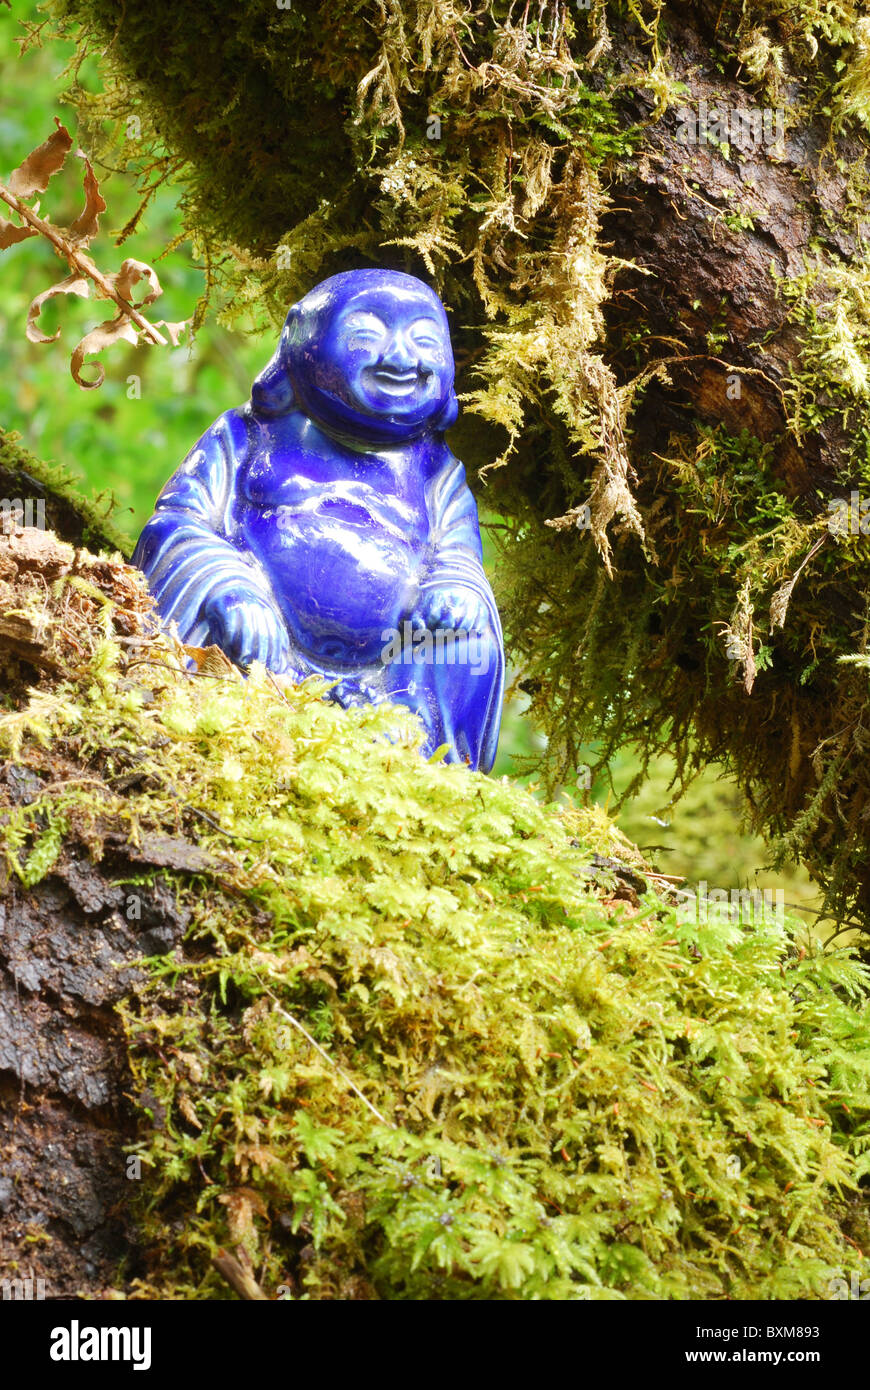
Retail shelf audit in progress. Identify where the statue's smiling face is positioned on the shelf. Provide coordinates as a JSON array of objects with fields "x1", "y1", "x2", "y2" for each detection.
[{"x1": 313, "y1": 288, "x2": 454, "y2": 426}]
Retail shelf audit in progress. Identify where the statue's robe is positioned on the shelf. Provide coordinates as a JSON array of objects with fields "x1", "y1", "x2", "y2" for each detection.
[{"x1": 133, "y1": 405, "x2": 503, "y2": 771}]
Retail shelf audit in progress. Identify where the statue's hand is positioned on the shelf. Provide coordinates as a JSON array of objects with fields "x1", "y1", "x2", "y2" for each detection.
[
  {"x1": 204, "y1": 589, "x2": 291, "y2": 672},
  {"x1": 413, "y1": 586, "x2": 490, "y2": 634}
]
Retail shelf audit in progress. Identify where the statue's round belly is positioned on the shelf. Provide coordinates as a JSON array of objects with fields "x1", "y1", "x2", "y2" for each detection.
[{"x1": 244, "y1": 509, "x2": 418, "y2": 664}]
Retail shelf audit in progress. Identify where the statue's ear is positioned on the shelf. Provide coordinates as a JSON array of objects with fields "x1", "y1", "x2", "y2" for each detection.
[
  {"x1": 433, "y1": 388, "x2": 459, "y2": 433},
  {"x1": 250, "y1": 321, "x2": 296, "y2": 417}
]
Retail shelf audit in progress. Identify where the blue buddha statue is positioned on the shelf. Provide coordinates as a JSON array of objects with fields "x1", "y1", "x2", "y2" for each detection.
[{"x1": 133, "y1": 269, "x2": 504, "y2": 770}]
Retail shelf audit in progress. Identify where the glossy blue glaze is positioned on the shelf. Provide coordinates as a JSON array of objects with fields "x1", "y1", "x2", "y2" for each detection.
[{"x1": 133, "y1": 269, "x2": 504, "y2": 770}]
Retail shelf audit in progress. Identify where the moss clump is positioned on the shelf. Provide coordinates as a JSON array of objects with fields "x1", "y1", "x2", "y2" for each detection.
[
  {"x1": 500, "y1": 417, "x2": 870, "y2": 920},
  {"x1": 0, "y1": 542, "x2": 868, "y2": 1300},
  {"x1": 0, "y1": 424, "x2": 131, "y2": 555}
]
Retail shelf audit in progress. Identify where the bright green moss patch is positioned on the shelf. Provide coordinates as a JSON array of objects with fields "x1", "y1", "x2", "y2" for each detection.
[{"x1": 0, "y1": 558, "x2": 867, "y2": 1299}]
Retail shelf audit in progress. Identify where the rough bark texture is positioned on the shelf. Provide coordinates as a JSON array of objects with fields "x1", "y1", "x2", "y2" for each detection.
[
  {"x1": 0, "y1": 527, "x2": 180, "y2": 1298},
  {"x1": 602, "y1": 5, "x2": 867, "y2": 503},
  {"x1": 0, "y1": 845, "x2": 188, "y2": 1296}
]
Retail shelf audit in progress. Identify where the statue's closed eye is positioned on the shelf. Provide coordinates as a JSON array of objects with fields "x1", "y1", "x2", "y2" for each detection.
[
  {"x1": 341, "y1": 312, "x2": 443, "y2": 353},
  {"x1": 344, "y1": 312, "x2": 387, "y2": 343},
  {"x1": 408, "y1": 318, "x2": 442, "y2": 350}
]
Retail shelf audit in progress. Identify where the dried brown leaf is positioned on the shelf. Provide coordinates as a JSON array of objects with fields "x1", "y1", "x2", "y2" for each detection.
[
  {"x1": 177, "y1": 1093, "x2": 203, "y2": 1130},
  {"x1": 0, "y1": 216, "x2": 37, "y2": 250},
  {"x1": 184, "y1": 643, "x2": 241, "y2": 680},
  {"x1": 2, "y1": 125, "x2": 173, "y2": 388},
  {"x1": 218, "y1": 1188, "x2": 268, "y2": 1246},
  {"x1": 153, "y1": 319, "x2": 189, "y2": 346},
  {"x1": 769, "y1": 576, "x2": 797, "y2": 633},
  {"x1": 107, "y1": 257, "x2": 162, "y2": 308},
  {"x1": 68, "y1": 157, "x2": 107, "y2": 245},
  {"x1": 70, "y1": 313, "x2": 138, "y2": 389},
  {"x1": 26, "y1": 274, "x2": 90, "y2": 344},
  {"x1": 7, "y1": 119, "x2": 72, "y2": 199},
  {"x1": 769, "y1": 535, "x2": 827, "y2": 633}
]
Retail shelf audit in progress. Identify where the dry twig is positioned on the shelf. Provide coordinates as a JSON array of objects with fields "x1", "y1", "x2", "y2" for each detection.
[{"x1": 0, "y1": 118, "x2": 186, "y2": 387}]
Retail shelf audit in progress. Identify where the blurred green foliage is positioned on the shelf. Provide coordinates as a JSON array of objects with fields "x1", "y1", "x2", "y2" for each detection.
[
  {"x1": 0, "y1": 12, "x2": 818, "y2": 917},
  {"x1": 0, "y1": 19, "x2": 266, "y2": 538},
  {"x1": 492, "y1": 692, "x2": 820, "y2": 916}
]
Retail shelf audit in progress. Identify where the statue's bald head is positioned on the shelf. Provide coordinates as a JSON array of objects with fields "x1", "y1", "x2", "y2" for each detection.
[{"x1": 252, "y1": 269, "x2": 458, "y2": 441}]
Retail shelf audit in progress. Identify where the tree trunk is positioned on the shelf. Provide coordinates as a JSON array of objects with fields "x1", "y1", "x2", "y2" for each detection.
[
  {"x1": 0, "y1": 524, "x2": 183, "y2": 1298},
  {"x1": 0, "y1": 851, "x2": 186, "y2": 1298},
  {"x1": 602, "y1": 1, "x2": 864, "y2": 503}
]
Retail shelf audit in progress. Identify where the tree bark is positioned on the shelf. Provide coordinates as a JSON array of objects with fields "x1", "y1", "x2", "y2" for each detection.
[
  {"x1": 0, "y1": 525, "x2": 185, "y2": 1298},
  {"x1": 601, "y1": 2, "x2": 866, "y2": 501},
  {"x1": 0, "y1": 850, "x2": 186, "y2": 1298}
]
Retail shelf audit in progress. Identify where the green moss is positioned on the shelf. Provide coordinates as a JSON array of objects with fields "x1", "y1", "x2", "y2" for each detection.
[
  {"x1": 774, "y1": 251, "x2": 870, "y2": 431},
  {"x1": 497, "y1": 417, "x2": 870, "y2": 920},
  {"x1": 1, "y1": 570, "x2": 868, "y2": 1300}
]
